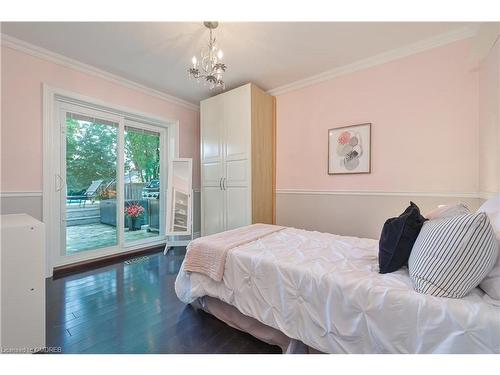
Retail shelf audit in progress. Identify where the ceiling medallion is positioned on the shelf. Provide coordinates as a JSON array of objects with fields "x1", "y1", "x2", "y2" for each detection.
[{"x1": 188, "y1": 21, "x2": 226, "y2": 90}]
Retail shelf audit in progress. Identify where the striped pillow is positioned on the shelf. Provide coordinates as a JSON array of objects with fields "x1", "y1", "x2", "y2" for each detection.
[
  {"x1": 425, "y1": 203, "x2": 470, "y2": 220},
  {"x1": 408, "y1": 213, "x2": 498, "y2": 298}
]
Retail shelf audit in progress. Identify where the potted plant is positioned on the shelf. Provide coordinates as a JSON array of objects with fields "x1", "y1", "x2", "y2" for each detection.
[{"x1": 125, "y1": 202, "x2": 145, "y2": 231}]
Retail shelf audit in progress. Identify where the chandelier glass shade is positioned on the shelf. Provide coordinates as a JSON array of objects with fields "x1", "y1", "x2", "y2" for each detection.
[{"x1": 188, "y1": 22, "x2": 227, "y2": 90}]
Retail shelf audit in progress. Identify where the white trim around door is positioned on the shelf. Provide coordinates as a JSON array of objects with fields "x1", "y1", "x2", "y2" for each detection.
[{"x1": 43, "y1": 84, "x2": 180, "y2": 277}]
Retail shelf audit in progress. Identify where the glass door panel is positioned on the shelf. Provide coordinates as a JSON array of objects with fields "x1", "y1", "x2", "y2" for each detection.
[
  {"x1": 123, "y1": 125, "x2": 162, "y2": 244},
  {"x1": 64, "y1": 112, "x2": 118, "y2": 254}
]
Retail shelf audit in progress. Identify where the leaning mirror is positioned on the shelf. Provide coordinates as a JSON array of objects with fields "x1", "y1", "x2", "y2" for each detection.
[{"x1": 166, "y1": 158, "x2": 193, "y2": 236}]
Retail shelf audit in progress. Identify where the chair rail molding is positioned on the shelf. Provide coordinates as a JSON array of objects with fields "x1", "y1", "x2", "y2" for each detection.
[
  {"x1": 1, "y1": 189, "x2": 491, "y2": 200},
  {"x1": 276, "y1": 189, "x2": 486, "y2": 198},
  {"x1": 0, "y1": 191, "x2": 43, "y2": 198},
  {"x1": 479, "y1": 191, "x2": 499, "y2": 200}
]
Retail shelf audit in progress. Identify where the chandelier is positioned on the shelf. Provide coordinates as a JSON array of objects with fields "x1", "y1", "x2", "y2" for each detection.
[{"x1": 188, "y1": 21, "x2": 227, "y2": 90}]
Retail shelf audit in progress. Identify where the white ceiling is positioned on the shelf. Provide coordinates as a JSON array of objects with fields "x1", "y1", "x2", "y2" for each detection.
[{"x1": 1, "y1": 22, "x2": 476, "y2": 104}]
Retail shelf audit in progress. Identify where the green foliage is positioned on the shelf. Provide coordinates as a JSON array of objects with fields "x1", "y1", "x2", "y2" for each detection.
[
  {"x1": 66, "y1": 118, "x2": 117, "y2": 193},
  {"x1": 65, "y1": 119, "x2": 160, "y2": 193},
  {"x1": 125, "y1": 129, "x2": 160, "y2": 183}
]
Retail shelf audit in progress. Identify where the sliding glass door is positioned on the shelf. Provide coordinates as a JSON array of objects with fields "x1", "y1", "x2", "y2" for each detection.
[
  {"x1": 58, "y1": 103, "x2": 167, "y2": 260},
  {"x1": 64, "y1": 112, "x2": 120, "y2": 254},
  {"x1": 123, "y1": 123, "x2": 163, "y2": 245}
]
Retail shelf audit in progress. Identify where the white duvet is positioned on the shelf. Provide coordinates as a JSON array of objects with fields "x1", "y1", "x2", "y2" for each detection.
[{"x1": 175, "y1": 227, "x2": 500, "y2": 353}]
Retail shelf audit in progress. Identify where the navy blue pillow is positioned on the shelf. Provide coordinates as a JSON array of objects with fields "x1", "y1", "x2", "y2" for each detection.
[{"x1": 378, "y1": 202, "x2": 427, "y2": 274}]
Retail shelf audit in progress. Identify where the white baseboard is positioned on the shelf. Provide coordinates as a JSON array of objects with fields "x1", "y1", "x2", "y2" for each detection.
[{"x1": 167, "y1": 232, "x2": 201, "y2": 247}]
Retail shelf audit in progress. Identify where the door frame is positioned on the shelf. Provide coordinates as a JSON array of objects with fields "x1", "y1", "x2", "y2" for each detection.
[
  {"x1": 57, "y1": 102, "x2": 124, "y2": 262},
  {"x1": 122, "y1": 119, "x2": 168, "y2": 248},
  {"x1": 43, "y1": 84, "x2": 179, "y2": 277}
]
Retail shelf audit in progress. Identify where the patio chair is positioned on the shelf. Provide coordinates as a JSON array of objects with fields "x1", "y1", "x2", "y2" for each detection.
[{"x1": 67, "y1": 179, "x2": 103, "y2": 207}]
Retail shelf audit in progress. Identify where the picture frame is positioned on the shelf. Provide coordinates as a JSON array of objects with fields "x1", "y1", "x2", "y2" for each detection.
[{"x1": 328, "y1": 123, "x2": 371, "y2": 175}]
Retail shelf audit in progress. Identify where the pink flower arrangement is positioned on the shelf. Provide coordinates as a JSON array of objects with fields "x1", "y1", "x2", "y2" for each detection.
[
  {"x1": 125, "y1": 203, "x2": 145, "y2": 218},
  {"x1": 338, "y1": 131, "x2": 351, "y2": 145}
]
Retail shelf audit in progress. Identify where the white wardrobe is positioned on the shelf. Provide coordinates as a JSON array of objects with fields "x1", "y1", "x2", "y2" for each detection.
[{"x1": 201, "y1": 83, "x2": 275, "y2": 236}]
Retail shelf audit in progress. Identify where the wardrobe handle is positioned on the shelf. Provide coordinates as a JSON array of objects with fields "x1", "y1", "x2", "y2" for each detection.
[
  {"x1": 223, "y1": 178, "x2": 227, "y2": 190},
  {"x1": 219, "y1": 177, "x2": 223, "y2": 190}
]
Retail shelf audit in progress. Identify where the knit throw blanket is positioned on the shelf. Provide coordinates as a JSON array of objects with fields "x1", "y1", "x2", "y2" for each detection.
[{"x1": 183, "y1": 224, "x2": 285, "y2": 281}]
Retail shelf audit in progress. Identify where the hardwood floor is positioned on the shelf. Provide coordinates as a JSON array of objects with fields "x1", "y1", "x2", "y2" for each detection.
[{"x1": 46, "y1": 247, "x2": 281, "y2": 354}]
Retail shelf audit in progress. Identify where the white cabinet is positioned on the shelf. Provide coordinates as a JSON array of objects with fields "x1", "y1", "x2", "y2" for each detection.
[
  {"x1": 201, "y1": 83, "x2": 275, "y2": 236},
  {"x1": 225, "y1": 187, "x2": 250, "y2": 230},
  {"x1": 201, "y1": 94, "x2": 224, "y2": 164},
  {"x1": 1, "y1": 214, "x2": 46, "y2": 353},
  {"x1": 224, "y1": 85, "x2": 250, "y2": 162},
  {"x1": 201, "y1": 186, "x2": 225, "y2": 234}
]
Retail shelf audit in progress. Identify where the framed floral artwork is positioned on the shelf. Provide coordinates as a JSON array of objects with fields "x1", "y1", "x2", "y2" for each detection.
[{"x1": 328, "y1": 123, "x2": 371, "y2": 175}]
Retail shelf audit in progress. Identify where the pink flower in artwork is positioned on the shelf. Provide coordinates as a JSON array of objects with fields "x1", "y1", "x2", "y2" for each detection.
[{"x1": 338, "y1": 131, "x2": 351, "y2": 145}]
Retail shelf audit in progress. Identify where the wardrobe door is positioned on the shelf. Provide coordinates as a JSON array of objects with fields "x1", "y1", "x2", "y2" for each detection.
[
  {"x1": 225, "y1": 187, "x2": 250, "y2": 230},
  {"x1": 202, "y1": 186, "x2": 224, "y2": 235},
  {"x1": 201, "y1": 94, "x2": 225, "y2": 235},
  {"x1": 201, "y1": 95, "x2": 224, "y2": 187},
  {"x1": 223, "y1": 84, "x2": 251, "y2": 231},
  {"x1": 224, "y1": 85, "x2": 251, "y2": 163}
]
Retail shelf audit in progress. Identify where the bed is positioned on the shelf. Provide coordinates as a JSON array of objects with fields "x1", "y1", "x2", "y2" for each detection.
[{"x1": 175, "y1": 226, "x2": 500, "y2": 354}]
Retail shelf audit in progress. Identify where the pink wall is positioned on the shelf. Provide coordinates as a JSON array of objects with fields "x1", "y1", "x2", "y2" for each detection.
[
  {"x1": 276, "y1": 39, "x2": 479, "y2": 193},
  {"x1": 478, "y1": 39, "x2": 500, "y2": 194},
  {"x1": 1, "y1": 46, "x2": 200, "y2": 191}
]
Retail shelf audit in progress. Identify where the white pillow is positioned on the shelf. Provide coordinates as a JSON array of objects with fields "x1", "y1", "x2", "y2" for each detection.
[
  {"x1": 478, "y1": 195, "x2": 500, "y2": 300},
  {"x1": 409, "y1": 212, "x2": 498, "y2": 298},
  {"x1": 425, "y1": 203, "x2": 470, "y2": 220}
]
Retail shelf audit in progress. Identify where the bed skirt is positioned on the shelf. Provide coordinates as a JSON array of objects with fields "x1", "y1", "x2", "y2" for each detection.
[{"x1": 191, "y1": 296, "x2": 322, "y2": 354}]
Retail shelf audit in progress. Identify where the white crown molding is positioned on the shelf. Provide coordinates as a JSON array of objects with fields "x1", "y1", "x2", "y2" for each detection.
[
  {"x1": 470, "y1": 23, "x2": 500, "y2": 64},
  {"x1": 0, "y1": 191, "x2": 43, "y2": 198},
  {"x1": 268, "y1": 25, "x2": 479, "y2": 96},
  {"x1": 1, "y1": 34, "x2": 200, "y2": 112},
  {"x1": 276, "y1": 189, "x2": 482, "y2": 198}
]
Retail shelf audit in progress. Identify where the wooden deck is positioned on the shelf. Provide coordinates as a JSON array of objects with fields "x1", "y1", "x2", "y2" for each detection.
[{"x1": 66, "y1": 223, "x2": 158, "y2": 254}]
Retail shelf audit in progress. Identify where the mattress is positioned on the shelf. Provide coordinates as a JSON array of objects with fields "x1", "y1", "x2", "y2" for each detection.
[{"x1": 175, "y1": 227, "x2": 500, "y2": 353}]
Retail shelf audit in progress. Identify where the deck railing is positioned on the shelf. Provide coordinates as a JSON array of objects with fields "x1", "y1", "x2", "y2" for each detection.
[{"x1": 124, "y1": 183, "x2": 147, "y2": 201}]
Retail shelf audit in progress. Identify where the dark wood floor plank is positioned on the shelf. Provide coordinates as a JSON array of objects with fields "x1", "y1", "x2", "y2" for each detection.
[{"x1": 46, "y1": 247, "x2": 281, "y2": 354}]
